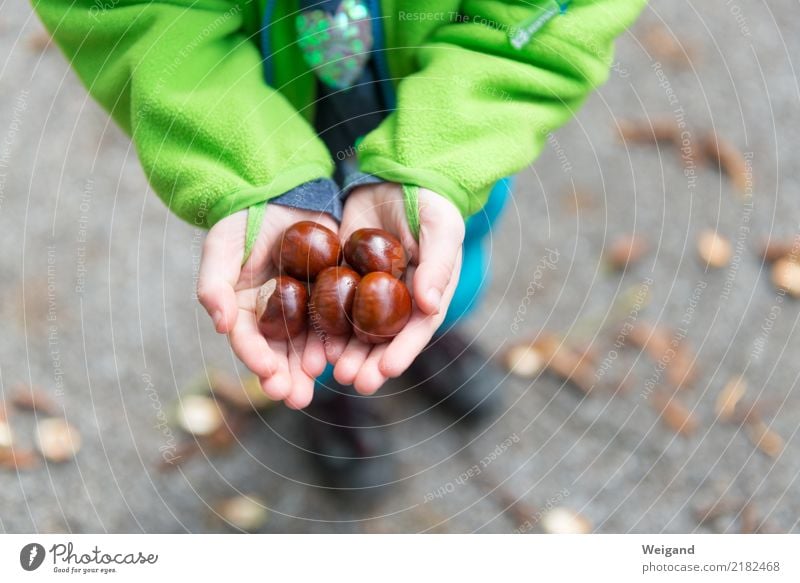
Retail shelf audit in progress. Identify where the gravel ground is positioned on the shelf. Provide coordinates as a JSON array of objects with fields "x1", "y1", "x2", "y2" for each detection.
[{"x1": 1, "y1": 0, "x2": 799, "y2": 533}]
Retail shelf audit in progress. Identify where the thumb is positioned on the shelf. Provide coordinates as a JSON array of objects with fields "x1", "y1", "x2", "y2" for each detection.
[
  {"x1": 412, "y1": 191, "x2": 464, "y2": 315},
  {"x1": 197, "y1": 212, "x2": 246, "y2": 333}
]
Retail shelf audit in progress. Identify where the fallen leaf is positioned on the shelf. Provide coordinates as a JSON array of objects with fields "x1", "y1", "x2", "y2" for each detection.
[
  {"x1": 0, "y1": 448, "x2": 41, "y2": 470},
  {"x1": 715, "y1": 376, "x2": 747, "y2": 421},
  {"x1": 533, "y1": 334, "x2": 596, "y2": 394},
  {"x1": 739, "y1": 502, "x2": 759, "y2": 534},
  {"x1": 617, "y1": 117, "x2": 679, "y2": 145},
  {"x1": 756, "y1": 237, "x2": 800, "y2": 263},
  {"x1": 702, "y1": 133, "x2": 750, "y2": 194},
  {"x1": 745, "y1": 420, "x2": 783, "y2": 458},
  {"x1": 606, "y1": 234, "x2": 650, "y2": 270},
  {"x1": 651, "y1": 392, "x2": 698, "y2": 436},
  {"x1": 10, "y1": 385, "x2": 60, "y2": 416},
  {"x1": 27, "y1": 30, "x2": 53, "y2": 52},
  {"x1": 209, "y1": 370, "x2": 274, "y2": 412},
  {"x1": 641, "y1": 24, "x2": 698, "y2": 67}
]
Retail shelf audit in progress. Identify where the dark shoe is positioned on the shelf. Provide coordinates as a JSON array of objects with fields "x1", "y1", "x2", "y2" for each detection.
[
  {"x1": 304, "y1": 379, "x2": 395, "y2": 503},
  {"x1": 405, "y1": 330, "x2": 503, "y2": 424}
]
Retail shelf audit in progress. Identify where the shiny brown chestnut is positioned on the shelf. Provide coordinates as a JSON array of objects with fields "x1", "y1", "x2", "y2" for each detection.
[
  {"x1": 352, "y1": 272, "x2": 412, "y2": 344},
  {"x1": 309, "y1": 266, "x2": 362, "y2": 337},
  {"x1": 272, "y1": 221, "x2": 342, "y2": 281},
  {"x1": 344, "y1": 228, "x2": 407, "y2": 278},
  {"x1": 255, "y1": 275, "x2": 308, "y2": 340}
]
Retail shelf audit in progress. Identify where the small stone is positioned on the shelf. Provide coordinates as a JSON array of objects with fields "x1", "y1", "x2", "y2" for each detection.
[
  {"x1": 697, "y1": 230, "x2": 732, "y2": 269},
  {"x1": 771, "y1": 258, "x2": 800, "y2": 298},
  {"x1": 216, "y1": 496, "x2": 268, "y2": 531},
  {"x1": 541, "y1": 507, "x2": 592, "y2": 534},
  {"x1": 36, "y1": 419, "x2": 81, "y2": 462},
  {"x1": 0, "y1": 419, "x2": 13, "y2": 450},
  {"x1": 505, "y1": 344, "x2": 544, "y2": 378},
  {"x1": 175, "y1": 395, "x2": 224, "y2": 436}
]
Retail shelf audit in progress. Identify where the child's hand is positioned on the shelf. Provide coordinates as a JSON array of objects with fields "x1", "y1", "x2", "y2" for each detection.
[
  {"x1": 332, "y1": 183, "x2": 464, "y2": 394},
  {"x1": 198, "y1": 205, "x2": 337, "y2": 409}
]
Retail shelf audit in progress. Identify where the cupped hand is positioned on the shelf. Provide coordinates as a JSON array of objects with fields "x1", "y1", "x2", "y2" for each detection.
[
  {"x1": 197, "y1": 205, "x2": 337, "y2": 409},
  {"x1": 330, "y1": 183, "x2": 464, "y2": 394}
]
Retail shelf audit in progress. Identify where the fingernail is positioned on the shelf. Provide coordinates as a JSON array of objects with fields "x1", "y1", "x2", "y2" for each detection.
[
  {"x1": 427, "y1": 289, "x2": 442, "y2": 312},
  {"x1": 212, "y1": 310, "x2": 223, "y2": 331}
]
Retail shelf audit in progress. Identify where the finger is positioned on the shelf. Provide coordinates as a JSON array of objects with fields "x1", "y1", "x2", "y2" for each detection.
[
  {"x1": 377, "y1": 311, "x2": 439, "y2": 379},
  {"x1": 198, "y1": 224, "x2": 244, "y2": 333},
  {"x1": 261, "y1": 369, "x2": 292, "y2": 402},
  {"x1": 302, "y1": 327, "x2": 329, "y2": 380},
  {"x1": 323, "y1": 335, "x2": 349, "y2": 365},
  {"x1": 354, "y1": 344, "x2": 389, "y2": 395},
  {"x1": 333, "y1": 336, "x2": 371, "y2": 386},
  {"x1": 286, "y1": 335, "x2": 316, "y2": 409},
  {"x1": 379, "y1": 266, "x2": 460, "y2": 378},
  {"x1": 413, "y1": 199, "x2": 465, "y2": 315},
  {"x1": 261, "y1": 343, "x2": 292, "y2": 401},
  {"x1": 228, "y1": 307, "x2": 279, "y2": 380}
]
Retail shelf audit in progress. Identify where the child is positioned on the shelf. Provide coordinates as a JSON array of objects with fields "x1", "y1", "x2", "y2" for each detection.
[{"x1": 35, "y1": 0, "x2": 646, "y2": 490}]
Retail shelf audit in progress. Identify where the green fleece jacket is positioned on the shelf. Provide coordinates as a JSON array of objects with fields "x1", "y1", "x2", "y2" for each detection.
[{"x1": 33, "y1": 0, "x2": 646, "y2": 233}]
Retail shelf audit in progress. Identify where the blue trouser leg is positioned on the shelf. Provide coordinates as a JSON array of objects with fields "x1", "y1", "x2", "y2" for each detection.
[
  {"x1": 438, "y1": 177, "x2": 513, "y2": 331},
  {"x1": 316, "y1": 178, "x2": 513, "y2": 388}
]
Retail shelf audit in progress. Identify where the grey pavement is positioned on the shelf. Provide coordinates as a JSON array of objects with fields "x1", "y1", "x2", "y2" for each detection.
[{"x1": 1, "y1": 0, "x2": 798, "y2": 533}]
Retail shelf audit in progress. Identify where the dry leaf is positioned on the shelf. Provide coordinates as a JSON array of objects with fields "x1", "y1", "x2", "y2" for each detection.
[
  {"x1": 666, "y1": 350, "x2": 698, "y2": 390},
  {"x1": 617, "y1": 118, "x2": 679, "y2": 145},
  {"x1": 642, "y1": 24, "x2": 697, "y2": 67},
  {"x1": 0, "y1": 448, "x2": 41, "y2": 470},
  {"x1": 10, "y1": 385, "x2": 60, "y2": 416},
  {"x1": 651, "y1": 392, "x2": 698, "y2": 436},
  {"x1": 27, "y1": 30, "x2": 53, "y2": 52},
  {"x1": 739, "y1": 502, "x2": 759, "y2": 534},
  {"x1": 606, "y1": 234, "x2": 650, "y2": 270},
  {"x1": 533, "y1": 334, "x2": 595, "y2": 394},
  {"x1": 756, "y1": 237, "x2": 800, "y2": 263},
  {"x1": 36, "y1": 419, "x2": 81, "y2": 462},
  {"x1": 702, "y1": 133, "x2": 750, "y2": 193},
  {"x1": 564, "y1": 186, "x2": 596, "y2": 213},
  {"x1": 629, "y1": 323, "x2": 672, "y2": 360},
  {"x1": 715, "y1": 376, "x2": 747, "y2": 421},
  {"x1": 745, "y1": 420, "x2": 783, "y2": 458},
  {"x1": 540, "y1": 507, "x2": 592, "y2": 534},
  {"x1": 629, "y1": 323, "x2": 696, "y2": 389},
  {"x1": 693, "y1": 497, "x2": 742, "y2": 526},
  {"x1": 209, "y1": 370, "x2": 274, "y2": 412}
]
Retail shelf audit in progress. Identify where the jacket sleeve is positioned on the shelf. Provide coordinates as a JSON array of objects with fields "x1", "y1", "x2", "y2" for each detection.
[
  {"x1": 33, "y1": 0, "x2": 335, "y2": 228},
  {"x1": 357, "y1": 0, "x2": 647, "y2": 218}
]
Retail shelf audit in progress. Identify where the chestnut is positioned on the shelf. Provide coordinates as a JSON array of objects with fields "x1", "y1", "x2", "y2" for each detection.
[
  {"x1": 255, "y1": 275, "x2": 308, "y2": 340},
  {"x1": 344, "y1": 228, "x2": 407, "y2": 278},
  {"x1": 272, "y1": 221, "x2": 342, "y2": 281},
  {"x1": 352, "y1": 272, "x2": 412, "y2": 344},
  {"x1": 309, "y1": 266, "x2": 361, "y2": 337}
]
